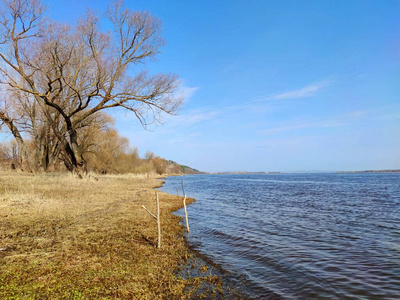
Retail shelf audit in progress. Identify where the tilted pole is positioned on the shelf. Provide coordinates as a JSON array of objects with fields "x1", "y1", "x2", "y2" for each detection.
[
  {"x1": 156, "y1": 192, "x2": 161, "y2": 249},
  {"x1": 181, "y1": 180, "x2": 190, "y2": 233}
]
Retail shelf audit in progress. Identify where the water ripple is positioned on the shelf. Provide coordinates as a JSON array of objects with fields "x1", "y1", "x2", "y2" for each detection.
[{"x1": 161, "y1": 173, "x2": 400, "y2": 299}]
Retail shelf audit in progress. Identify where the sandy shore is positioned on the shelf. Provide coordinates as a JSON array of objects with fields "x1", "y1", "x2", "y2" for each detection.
[{"x1": 0, "y1": 171, "x2": 224, "y2": 299}]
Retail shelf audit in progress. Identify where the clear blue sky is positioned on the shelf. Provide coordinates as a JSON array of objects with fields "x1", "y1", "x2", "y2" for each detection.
[{"x1": 5, "y1": 0, "x2": 400, "y2": 172}]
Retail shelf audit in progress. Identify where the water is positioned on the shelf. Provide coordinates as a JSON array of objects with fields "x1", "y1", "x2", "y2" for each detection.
[{"x1": 159, "y1": 173, "x2": 400, "y2": 299}]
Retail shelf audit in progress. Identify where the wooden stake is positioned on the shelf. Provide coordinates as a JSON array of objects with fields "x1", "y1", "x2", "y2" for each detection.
[
  {"x1": 142, "y1": 205, "x2": 157, "y2": 219},
  {"x1": 156, "y1": 192, "x2": 161, "y2": 249},
  {"x1": 180, "y1": 180, "x2": 186, "y2": 196},
  {"x1": 181, "y1": 180, "x2": 190, "y2": 233},
  {"x1": 183, "y1": 195, "x2": 190, "y2": 233}
]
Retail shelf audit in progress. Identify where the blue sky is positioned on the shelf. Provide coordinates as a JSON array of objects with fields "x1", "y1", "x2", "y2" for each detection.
[{"x1": 3, "y1": 0, "x2": 400, "y2": 172}]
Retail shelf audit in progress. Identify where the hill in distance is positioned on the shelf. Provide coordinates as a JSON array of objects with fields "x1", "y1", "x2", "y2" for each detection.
[{"x1": 165, "y1": 160, "x2": 202, "y2": 175}]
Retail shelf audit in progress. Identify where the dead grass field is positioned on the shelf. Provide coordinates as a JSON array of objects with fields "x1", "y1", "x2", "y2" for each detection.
[{"x1": 0, "y1": 171, "x2": 222, "y2": 299}]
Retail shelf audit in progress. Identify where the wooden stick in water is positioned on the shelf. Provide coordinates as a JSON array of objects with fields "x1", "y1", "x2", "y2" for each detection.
[
  {"x1": 180, "y1": 180, "x2": 186, "y2": 196},
  {"x1": 183, "y1": 195, "x2": 190, "y2": 233},
  {"x1": 181, "y1": 180, "x2": 190, "y2": 233}
]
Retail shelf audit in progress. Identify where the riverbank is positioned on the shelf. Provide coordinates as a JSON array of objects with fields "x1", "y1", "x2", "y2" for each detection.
[{"x1": 0, "y1": 171, "x2": 224, "y2": 299}]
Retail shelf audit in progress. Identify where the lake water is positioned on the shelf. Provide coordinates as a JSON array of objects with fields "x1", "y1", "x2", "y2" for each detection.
[{"x1": 159, "y1": 173, "x2": 400, "y2": 299}]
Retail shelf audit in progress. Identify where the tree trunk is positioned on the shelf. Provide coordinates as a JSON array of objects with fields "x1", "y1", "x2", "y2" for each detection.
[
  {"x1": 45, "y1": 113, "x2": 86, "y2": 175},
  {"x1": 67, "y1": 127, "x2": 87, "y2": 175},
  {"x1": 0, "y1": 113, "x2": 32, "y2": 172}
]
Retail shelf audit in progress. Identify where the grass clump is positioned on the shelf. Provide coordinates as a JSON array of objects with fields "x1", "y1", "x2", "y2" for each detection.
[{"x1": 0, "y1": 171, "x2": 223, "y2": 299}]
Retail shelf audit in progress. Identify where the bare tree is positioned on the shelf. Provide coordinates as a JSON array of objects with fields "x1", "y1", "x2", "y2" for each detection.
[
  {"x1": 0, "y1": 139, "x2": 18, "y2": 170},
  {"x1": 0, "y1": 0, "x2": 182, "y2": 174},
  {"x1": 0, "y1": 85, "x2": 63, "y2": 172},
  {"x1": 12, "y1": 89, "x2": 62, "y2": 171},
  {"x1": 0, "y1": 90, "x2": 32, "y2": 171}
]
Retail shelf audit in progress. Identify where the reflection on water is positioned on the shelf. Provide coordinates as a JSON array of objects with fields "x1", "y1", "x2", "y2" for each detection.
[{"x1": 160, "y1": 173, "x2": 400, "y2": 299}]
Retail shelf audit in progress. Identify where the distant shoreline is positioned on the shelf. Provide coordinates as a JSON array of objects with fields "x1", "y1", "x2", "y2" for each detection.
[
  {"x1": 201, "y1": 170, "x2": 400, "y2": 175},
  {"x1": 207, "y1": 171, "x2": 282, "y2": 175},
  {"x1": 336, "y1": 169, "x2": 400, "y2": 174}
]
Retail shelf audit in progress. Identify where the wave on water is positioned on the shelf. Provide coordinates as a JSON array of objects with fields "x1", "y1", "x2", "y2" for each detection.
[{"x1": 160, "y1": 173, "x2": 400, "y2": 299}]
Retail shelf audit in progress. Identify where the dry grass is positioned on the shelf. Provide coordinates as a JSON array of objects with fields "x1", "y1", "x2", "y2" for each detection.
[{"x1": 0, "y1": 171, "x2": 222, "y2": 299}]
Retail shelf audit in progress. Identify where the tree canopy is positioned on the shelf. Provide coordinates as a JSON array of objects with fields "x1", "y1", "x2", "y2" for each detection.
[{"x1": 0, "y1": 0, "x2": 182, "y2": 173}]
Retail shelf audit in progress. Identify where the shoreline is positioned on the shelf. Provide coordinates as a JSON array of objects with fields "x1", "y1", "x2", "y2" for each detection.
[
  {"x1": 0, "y1": 171, "x2": 225, "y2": 298},
  {"x1": 157, "y1": 175, "x2": 252, "y2": 299},
  {"x1": 158, "y1": 174, "x2": 286, "y2": 300}
]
